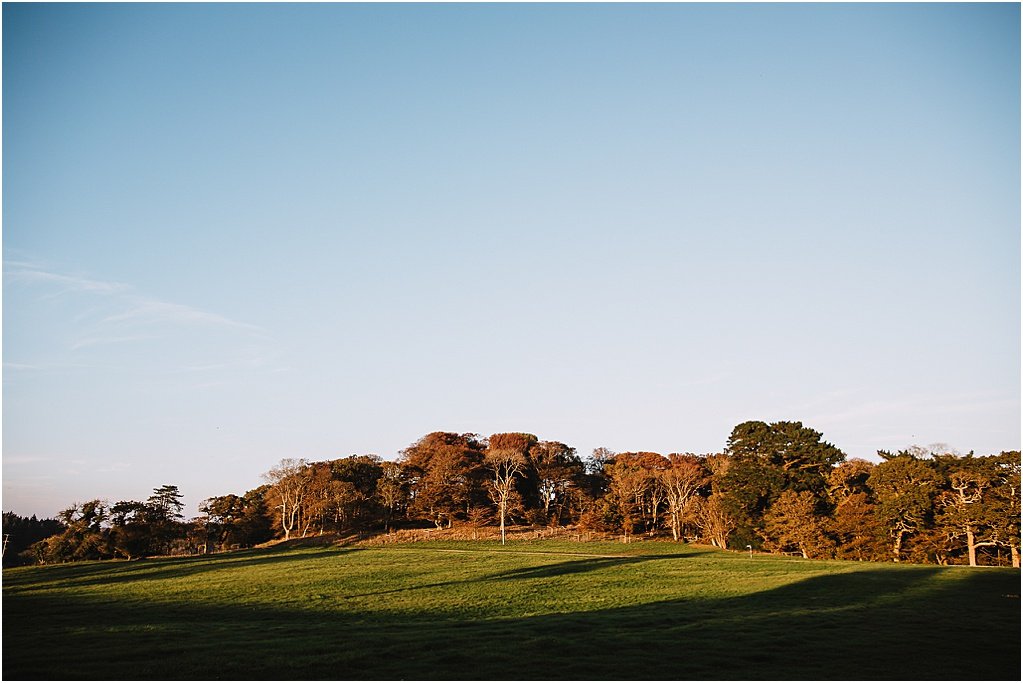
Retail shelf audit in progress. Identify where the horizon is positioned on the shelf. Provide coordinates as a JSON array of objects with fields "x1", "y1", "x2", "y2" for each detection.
[{"x1": 3, "y1": 3, "x2": 1020, "y2": 520}]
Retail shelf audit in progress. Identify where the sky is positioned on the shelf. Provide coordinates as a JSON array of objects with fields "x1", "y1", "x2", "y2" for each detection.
[{"x1": 3, "y1": 3, "x2": 1020, "y2": 519}]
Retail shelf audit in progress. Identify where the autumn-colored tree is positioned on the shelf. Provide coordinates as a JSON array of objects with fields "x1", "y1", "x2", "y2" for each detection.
[
  {"x1": 485, "y1": 433, "x2": 536, "y2": 544},
  {"x1": 401, "y1": 432, "x2": 487, "y2": 528},
  {"x1": 301, "y1": 463, "x2": 337, "y2": 535},
  {"x1": 692, "y1": 493, "x2": 736, "y2": 549},
  {"x1": 263, "y1": 458, "x2": 312, "y2": 540},
  {"x1": 377, "y1": 460, "x2": 408, "y2": 532},
  {"x1": 30, "y1": 500, "x2": 110, "y2": 563},
  {"x1": 827, "y1": 459, "x2": 875, "y2": 502},
  {"x1": 825, "y1": 458, "x2": 885, "y2": 561},
  {"x1": 330, "y1": 455, "x2": 383, "y2": 488},
  {"x1": 606, "y1": 452, "x2": 668, "y2": 540},
  {"x1": 282, "y1": 455, "x2": 389, "y2": 534},
  {"x1": 466, "y1": 506, "x2": 492, "y2": 540},
  {"x1": 762, "y1": 490, "x2": 834, "y2": 559},
  {"x1": 529, "y1": 440, "x2": 584, "y2": 526},
  {"x1": 830, "y1": 493, "x2": 886, "y2": 561},
  {"x1": 661, "y1": 454, "x2": 709, "y2": 542}
]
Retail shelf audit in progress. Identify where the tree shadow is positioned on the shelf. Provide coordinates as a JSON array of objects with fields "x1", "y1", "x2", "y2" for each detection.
[
  {"x1": 342, "y1": 553, "x2": 670, "y2": 599},
  {"x1": 487, "y1": 554, "x2": 666, "y2": 581},
  {"x1": 4, "y1": 547, "x2": 359, "y2": 590}
]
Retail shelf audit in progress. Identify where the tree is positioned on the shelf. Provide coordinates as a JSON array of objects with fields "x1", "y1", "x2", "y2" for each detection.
[
  {"x1": 529, "y1": 440, "x2": 584, "y2": 526},
  {"x1": 661, "y1": 454, "x2": 709, "y2": 542},
  {"x1": 934, "y1": 455, "x2": 994, "y2": 566},
  {"x1": 762, "y1": 490, "x2": 834, "y2": 559},
  {"x1": 377, "y1": 460, "x2": 408, "y2": 532},
  {"x1": 827, "y1": 459, "x2": 875, "y2": 502},
  {"x1": 199, "y1": 495, "x2": 242, "y2": 553},
  {"x1": 263, "y1": 458, "x2": 311, "y2": 540},
  {"x1": 146, "y1": 485, "x2": 186, "y2": 554},
  {"x1": 485, "y1": 433, "x2": 536, "y2": 544},
  {"x1": 236, "y1": 486, "x2": 275, "y2": 547},
  {"x1": 605, "y1": 452, "x2": 668, "y2": 541},
  {"x1": 302, "y1": 463, "x2": 337, "y2": 536},
  {"x1": 587, "y1": 447, "x2": 617, "y2": 477},
  {"x1": 109, "y1": 500, "x2": 156, "y2": 559},
  {"x1": 989, "y1": 451, "x2": 1021, "y2": 567},
  {"x1": 826, "y1": 458, "x2": 885, "y2": 561},
  {"x1": 932, "y1": 452, "x2": 1020, "y2": 566},
  {"x1": 692, "y1": 494, "x2": 736, "y2": 549},
  {"x1": 720, "y1": 421, "x2": 844, "y2": 546},
  {"x1": 30, "y1": 500, "x2": 110, "y2": 564},
  {"x1": 869, "y1": 451, "x2": 938, "y2": 562},
  {"x1": 466, "y1": 506, "x2": 491, "y2": 540},
  {"x1": 326, "y1": 480, "x2": 362, "y2": 530},
  {"x1": 830, "y1": 493, "x2": 886, "y2": 561},
  {"x1": 148, "y1": 485, "x2": 184, "y2": 521},
  {"x1": 726, "y1": 421, "x2": 845, "y2": 492},
  {"x1": 401, "y1": 432, "x2": 487, "y2": 528}
]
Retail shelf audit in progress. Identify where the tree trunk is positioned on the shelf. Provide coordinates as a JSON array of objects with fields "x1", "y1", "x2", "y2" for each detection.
[
  {"x1": 892, "y1": 529, "x2": 904, "y2": 563},
  {"x1": 499, "y1": 499, "x2": 507, "y2": 545},
  {"x1": 966, "y1": 528, "x2": 978, "y2": 567},
  {"x1": 1011, "y1": 544, "x2": 1020, "y2": 568}
]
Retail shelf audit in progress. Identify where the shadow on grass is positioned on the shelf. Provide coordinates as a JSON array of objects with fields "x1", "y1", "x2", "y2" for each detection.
[
  {"x1": 4, "y1": 553, "x2": 1019, "y2": 680},
  {"x1": 488, "y1": 554, "x2": 667, "y2": 580},
  {"x1": 4, "y1": 547, "x2": 358, "y2": 590},
  {"x1": 343, "y1": 554, "x2": 670, "y2": 598}
]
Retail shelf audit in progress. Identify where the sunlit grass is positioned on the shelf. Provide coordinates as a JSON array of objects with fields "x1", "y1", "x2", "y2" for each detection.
[{"x1": 3, "y1": 540, "x2": 1019, "y2": 679}]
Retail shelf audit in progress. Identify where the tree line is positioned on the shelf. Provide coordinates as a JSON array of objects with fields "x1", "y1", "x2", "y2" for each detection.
[{"x1": 4, "y1": 421, "x2": 1019, "y2": 568}]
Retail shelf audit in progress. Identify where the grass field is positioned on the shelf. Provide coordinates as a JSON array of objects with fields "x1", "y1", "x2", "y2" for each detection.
[{"x1": 3, "y1": 539, "x2": 1020, "y2": 680}]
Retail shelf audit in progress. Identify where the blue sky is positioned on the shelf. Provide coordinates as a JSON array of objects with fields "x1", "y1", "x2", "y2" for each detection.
[{"x1": 3, "y1": 3, "x2": 1020, "y2": 519}]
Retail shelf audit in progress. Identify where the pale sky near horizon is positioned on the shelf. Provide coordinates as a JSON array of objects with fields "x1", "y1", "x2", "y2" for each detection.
[{"x1": 3, "y1": 3, "x2": 1020, "y2": 519}]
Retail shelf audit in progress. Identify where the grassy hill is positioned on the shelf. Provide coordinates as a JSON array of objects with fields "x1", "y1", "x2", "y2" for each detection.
[{"x1": 3, "y1": 539, "x2": 1019, "y2": 680}]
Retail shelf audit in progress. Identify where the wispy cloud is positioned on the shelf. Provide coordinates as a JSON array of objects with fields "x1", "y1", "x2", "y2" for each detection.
[
  {"x1": 100, "y1": 300, "x2": 264, "y2": 334},
  {"x1": 5, "y1": 265, "x2": 131, "y2": 296},
  {"x1": 4, "y1": 260, "x2": 273, "y2": 370},
  {"x1": 69, "y1": 334, "x2": 160, "y2": 351},
  {"x1": 3, "y1": 362, "x2": 41, "y2": 371}
]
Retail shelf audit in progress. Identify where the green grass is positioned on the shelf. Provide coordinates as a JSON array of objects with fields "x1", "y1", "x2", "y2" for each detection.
[{"x1": 3, "y1": 539, "x2": 1020, "y2": 680}]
